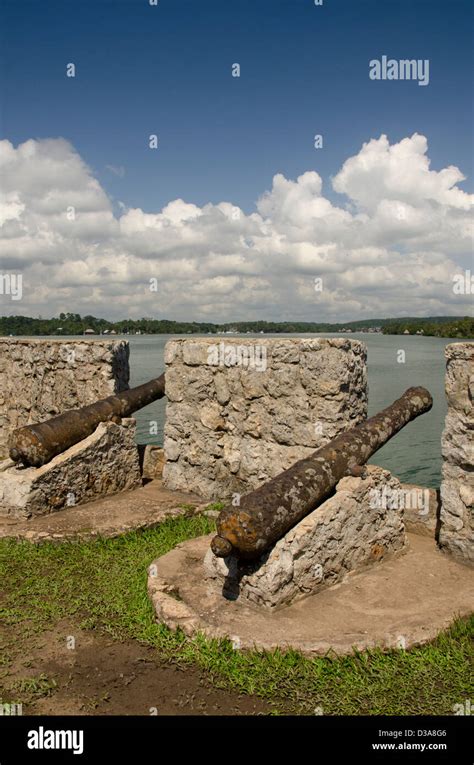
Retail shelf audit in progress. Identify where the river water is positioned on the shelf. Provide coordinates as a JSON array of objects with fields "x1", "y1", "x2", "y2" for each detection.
[{"x1": 126, "y1": 332, "x2": 461, "y2": 489}]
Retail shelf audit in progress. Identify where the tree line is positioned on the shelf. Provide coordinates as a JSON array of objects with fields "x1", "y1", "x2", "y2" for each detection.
[
  {"x1": 0, "y1": 313, "x2": 472, "y2": 338},
  {"x1": 380, "y1": 316, "x2": 473, "y2": 338}
]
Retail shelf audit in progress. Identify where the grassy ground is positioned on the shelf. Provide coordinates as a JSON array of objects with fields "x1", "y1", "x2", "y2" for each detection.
[{"x1": 0, "y1": 513, "x2": 472, "y2": 715}]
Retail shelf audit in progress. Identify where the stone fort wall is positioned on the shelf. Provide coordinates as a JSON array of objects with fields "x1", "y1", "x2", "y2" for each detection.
[
  {"x1": 439, "y1": 342, "x2": 474, "y2": 566},
  {"x1": 0, "y1": 339, "x2": 129, "y2": 457},
  {"x1": 163, "y1": 337, "x2": 368, "y2": 500}
]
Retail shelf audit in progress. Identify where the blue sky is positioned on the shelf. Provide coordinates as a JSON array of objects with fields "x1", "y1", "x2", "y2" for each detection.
[
  {"x1": 0, "y1": 0, "x2": 472, "y2": 322},
  {"x1": 2, "y1": 0, "x2": 472, "y2": 213}
]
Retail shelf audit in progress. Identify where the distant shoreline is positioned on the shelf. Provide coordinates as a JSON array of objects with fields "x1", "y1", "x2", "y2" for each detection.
[{"x1": 1, "y1": 314, "x2": 472, "y2": 340}]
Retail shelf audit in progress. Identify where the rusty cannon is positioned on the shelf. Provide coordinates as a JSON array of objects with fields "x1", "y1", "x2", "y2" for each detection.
[
  {"x1": 8, "y1": 374, "x2": 166, "y2": 468},
  {"x1": 211, "y1": 386, "x2": 433, "y2": 560}
]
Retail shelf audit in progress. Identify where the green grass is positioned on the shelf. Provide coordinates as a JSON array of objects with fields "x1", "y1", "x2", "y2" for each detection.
[
  {"x1": 11, "y1": 674, "x2": 57, "y2": 701},
  {"x1": 0, "y1": 515, "x2": 472, "y2": 715},
  {"x1": 202, "y1": 501, "x2": 226, "y2": 512}
]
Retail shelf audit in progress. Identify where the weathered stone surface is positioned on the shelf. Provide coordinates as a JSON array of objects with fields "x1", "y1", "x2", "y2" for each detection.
[
  {"x1": 0, "y1": 479, "x2": 203, "y2": 543},
  {"x1": 0, "y1": 418, "x2": 141, "y2": 519},
  {"x1": 439, "y1": 342, "x2": 474, "y2": 565},
  {"x1": 400, "y1": 483, "x2": 439, "y2": 537},
  {"x1": 147, "y1": 532, "x2": 474, "y2": 655},
  {"x1": 139, "y1": 444, "x2": 165, "y2": 480},
  {"x1": 0, "y1": 339, "x2": 129, "y2": 457},
  {"x1": 163, "y1": 338, "x2": 367, "y2": 499},
  {"x1": 204, "y1": 466, "x2": 406, "y2": 609}
]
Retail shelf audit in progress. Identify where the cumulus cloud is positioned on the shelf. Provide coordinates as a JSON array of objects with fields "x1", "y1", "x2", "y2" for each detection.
[
  {"x1": 333, "y1": 134, "x2": 471, "y2": 212},
  {"x1": 0, "y1": 133, "x2": 472, "y2": 321}
]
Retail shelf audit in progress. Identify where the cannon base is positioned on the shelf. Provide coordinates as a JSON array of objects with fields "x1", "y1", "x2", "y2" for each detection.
[
  {"x1": 0, "y1": 419, "x2": 141, "y2": 519},
  {"x1": 205, "y1": 466, "x2": 406, "y2": 609},
  {"x1": 147, "y1": 467, "x2": 473, "y2": 655},
  {"x1": 148, "y1": 535, "x2": 473, "y2": 656}
]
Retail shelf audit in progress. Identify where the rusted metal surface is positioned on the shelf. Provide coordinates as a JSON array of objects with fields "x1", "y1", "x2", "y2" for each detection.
[
  {"x1": 9, "y1": 374, "x2": 165, "y2": 467},
  {"x1": 211, "y1": 386, "x2": 433, "y2": 560}
]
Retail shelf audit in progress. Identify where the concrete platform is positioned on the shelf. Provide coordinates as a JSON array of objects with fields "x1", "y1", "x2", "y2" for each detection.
[
  {"x1": 0, "y1": 480, "x2": 203, "y2": 543},
  {"x1": 148, "y1": 533, "x2": 474, "y2": 656}
]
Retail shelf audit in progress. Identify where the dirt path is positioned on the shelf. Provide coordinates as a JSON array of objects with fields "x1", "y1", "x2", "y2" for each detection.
[{"x1": 0, "y1": 622, "x2": 272, "y2": 716}]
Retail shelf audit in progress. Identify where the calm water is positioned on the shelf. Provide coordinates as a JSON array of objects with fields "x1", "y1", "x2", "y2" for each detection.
[{"x1": 126, "y1": 332, "x2": 460, "y2": 489}]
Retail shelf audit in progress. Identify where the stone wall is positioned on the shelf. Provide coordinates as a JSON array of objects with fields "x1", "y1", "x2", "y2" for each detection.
[
  {"x1": 439, "y1": 342, "x2": 474, "y2": 565},
  {"x1": 0, "y1": 339, "x2": 129, "y2": 457},
  {"x1": 205, "y1": 466, "x2": 406, "y2": 609},
  {"x1": 163, "y1": 338, "x2": 367, "y2": 499}
]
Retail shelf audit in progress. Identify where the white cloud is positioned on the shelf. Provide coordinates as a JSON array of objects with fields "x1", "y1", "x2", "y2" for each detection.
[
  {"x1": 0, "y1": 134, "x2": 472, "y2": 321},
  {"x1": 105, "y1": 164, "x2": 125, "y2": 178},
  {"x1": 332, "y1": 133, "x2": 472, "y2": 212}
]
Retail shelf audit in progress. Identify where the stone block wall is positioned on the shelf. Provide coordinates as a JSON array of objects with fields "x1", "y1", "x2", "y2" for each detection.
[
  {"x1": 0, "y1": 339, "x2": 130, "y2": 457},
  {"x1": 439, "y1": 342, "x2": 474, "y2": 565},
  {"x1": 163, "y1": 338, "x2": 368, "y2": 500}
]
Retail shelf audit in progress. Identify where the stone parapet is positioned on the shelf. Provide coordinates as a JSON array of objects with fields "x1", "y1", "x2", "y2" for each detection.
[
  {"x1": 439, "y1": 342, "x2": 474, "y2": 565},
  {"x1": 0, "y1": 339, "x2": 130, "y2": 457},
  {"x1": 163, "y1": 337, "x2": 367, "y2": 499}
]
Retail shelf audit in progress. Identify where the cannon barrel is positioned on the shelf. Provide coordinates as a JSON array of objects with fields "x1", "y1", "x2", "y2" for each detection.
[
  {"x1": 8, "y1": 373, "x2": 166, "y2": 467},
  {"x1": 211, "y1": 386, "x2": 433, "y2": 560}
]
